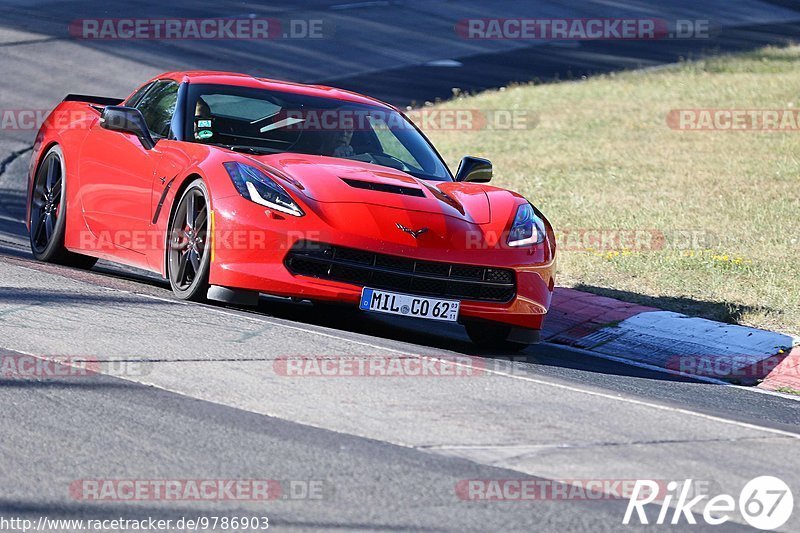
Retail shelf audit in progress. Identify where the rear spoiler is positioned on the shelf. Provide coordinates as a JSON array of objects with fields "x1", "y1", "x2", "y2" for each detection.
[{"x1": 62, "y1": 94, "x2": 124, "y2": 106}]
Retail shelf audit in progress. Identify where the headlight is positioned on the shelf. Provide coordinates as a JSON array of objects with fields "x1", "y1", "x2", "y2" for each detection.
[
  {"x1": 507, "y1": 203, "x2": 546, "y2": 247},
  {"x1": 223, "y1": 162, "x2": 304, "y2": 217}
]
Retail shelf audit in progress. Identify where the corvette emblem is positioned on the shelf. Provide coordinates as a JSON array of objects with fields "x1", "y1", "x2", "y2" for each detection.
[{"x1": 396, "y1": 223, "x2": 428, "y2": 239}]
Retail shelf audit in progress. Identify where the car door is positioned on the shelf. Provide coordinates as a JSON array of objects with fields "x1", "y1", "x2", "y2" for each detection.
[{"x1": 79, "y1": 81, "x2": 178, "y2": 265}]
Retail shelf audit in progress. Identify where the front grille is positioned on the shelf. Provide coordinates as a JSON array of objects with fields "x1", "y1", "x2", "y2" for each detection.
[{"x1": 285, "y1": 242, "x2": 516, "y2": 303}]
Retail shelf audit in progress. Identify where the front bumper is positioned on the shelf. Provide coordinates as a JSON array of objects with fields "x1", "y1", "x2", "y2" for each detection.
[{"x1": 208, "y1": 195, "x2": 555, "y2": 330}]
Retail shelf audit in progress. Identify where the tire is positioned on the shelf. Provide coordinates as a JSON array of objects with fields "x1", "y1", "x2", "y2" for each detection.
[
  {"x1": 167, "y1": 179, "x2": 211, "y2": 301},
  {"x1": 464, "y1": 322, "x2": 527, "y2": 352},
  {"x1": 29, "y1": 145, "x2": 98, "y2": 270}
]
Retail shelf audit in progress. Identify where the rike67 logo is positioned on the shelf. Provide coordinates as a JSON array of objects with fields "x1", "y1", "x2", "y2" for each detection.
[{"x1": 624, "y1": 477, "x2": 793, "y2": 530}]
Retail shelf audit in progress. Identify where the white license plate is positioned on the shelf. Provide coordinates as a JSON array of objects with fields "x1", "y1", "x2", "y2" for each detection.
[{"x1": 359, "y1": 288, "x2": 460, "y2": 322}]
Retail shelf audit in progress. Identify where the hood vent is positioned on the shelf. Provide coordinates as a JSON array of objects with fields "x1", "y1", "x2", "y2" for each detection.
[{"x1": 341, "y1": 177, "x2": 426, "y2": 198}]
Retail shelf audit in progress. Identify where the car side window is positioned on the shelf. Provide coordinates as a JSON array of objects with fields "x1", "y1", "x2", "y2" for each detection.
[
  {"x1": 124, "y1": 82, "x2": 155, "y2": 108},
  {"x1": 136, "y1": 81, "x2": 179, "y2": 138}
]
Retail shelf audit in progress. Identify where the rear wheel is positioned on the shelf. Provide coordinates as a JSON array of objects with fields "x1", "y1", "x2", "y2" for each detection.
[
  {"x1": 29, "y1": 145, "x2": 97, "y2": 269},
  {"x1": 167, "y1": 179, "x2": 211, "y2": 301},
  {"x1": 465, "y1": 322, "x2": 526, "y2": 352}
]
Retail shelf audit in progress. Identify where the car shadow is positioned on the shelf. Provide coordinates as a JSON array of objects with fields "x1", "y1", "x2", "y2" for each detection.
[
  {"x1": 0, "y1": 225, "x2": 794, "y2": 388},
  {"x1": 243, "y1": 295, "x2": 727, "y2": 385}
]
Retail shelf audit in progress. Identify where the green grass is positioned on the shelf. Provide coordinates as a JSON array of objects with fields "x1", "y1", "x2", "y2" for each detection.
[{"x1": 423, "y1": 46, "x2": 800, "y2": 336}]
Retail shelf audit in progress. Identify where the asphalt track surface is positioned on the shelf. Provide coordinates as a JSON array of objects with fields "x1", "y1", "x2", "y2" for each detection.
[{"x1": 1, "y1": 1, "x2": 800, "y2": 531}]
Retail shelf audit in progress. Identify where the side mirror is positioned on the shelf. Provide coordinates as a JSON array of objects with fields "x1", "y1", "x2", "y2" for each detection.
[
  {"x1": 455, "y1": 156, "x2": 492, "y2": 183},
  {"x1": 100, "y1": 106, "x2": 156, "y2": 150}
]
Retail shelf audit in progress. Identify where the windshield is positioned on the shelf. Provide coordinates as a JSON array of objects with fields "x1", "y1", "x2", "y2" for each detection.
[{"x1": 185, "y1": 83, "x2": 452, "y2": 181}]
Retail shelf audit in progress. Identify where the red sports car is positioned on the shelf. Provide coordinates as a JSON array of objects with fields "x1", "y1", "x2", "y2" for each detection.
[{"x1": 27, "y1": 72, "x2": 556, "y2": 347}]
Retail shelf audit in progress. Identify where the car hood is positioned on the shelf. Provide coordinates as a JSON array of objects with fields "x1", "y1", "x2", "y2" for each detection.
[{"x1": 247, "y1": 153, "x2": 491, "y2": 225}]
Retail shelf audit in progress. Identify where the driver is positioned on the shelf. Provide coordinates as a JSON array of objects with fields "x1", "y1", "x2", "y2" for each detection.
[{"x1": 331, "y1": 124, "x2": 354, "y2": 157}]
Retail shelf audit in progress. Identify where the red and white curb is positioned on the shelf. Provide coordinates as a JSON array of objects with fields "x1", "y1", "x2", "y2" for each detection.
[{"x1": 544, "y1": 288, "x2": 800, "y2": 392}]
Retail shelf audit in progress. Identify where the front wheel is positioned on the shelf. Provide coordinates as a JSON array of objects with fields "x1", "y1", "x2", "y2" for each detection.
[
  {"x1": 29, "y1": 145, "x2": 97, "y2": 269},
  {"x1": 167, "y1": 179, "x2": 211, "y2": 301}
]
